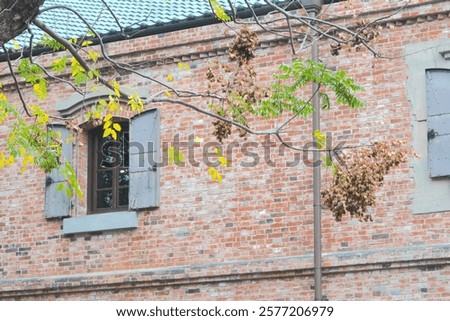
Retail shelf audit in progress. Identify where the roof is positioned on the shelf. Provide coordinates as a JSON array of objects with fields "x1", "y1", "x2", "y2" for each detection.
[
  {"x1": 3, "y1": 0, "x2": 263, "y2": 50},
  {"x1": 2, "y1": 0, "x2": 338, "y2": 55}
]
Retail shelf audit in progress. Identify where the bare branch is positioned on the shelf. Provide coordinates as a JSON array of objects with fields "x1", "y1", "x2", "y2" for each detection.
[
  {"x1": 33, "y1": 17, "x2": 130, "y2": 98},
  {"x1": 1, "y1": 43, "x2": 33, "y2": 117}
]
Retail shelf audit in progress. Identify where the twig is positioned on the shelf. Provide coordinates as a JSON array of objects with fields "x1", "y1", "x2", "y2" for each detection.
[{"x1": 1, "y1": 43, "x2": 33, "y2": 117}]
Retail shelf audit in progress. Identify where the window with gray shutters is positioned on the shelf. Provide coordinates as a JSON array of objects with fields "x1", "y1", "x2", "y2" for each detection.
[
  {"x1": 45, "y1": 109, "x2": 160, "y2": 219},
  {"x1": 426, "y1": 69, "x2": 450, "y2": 178}
]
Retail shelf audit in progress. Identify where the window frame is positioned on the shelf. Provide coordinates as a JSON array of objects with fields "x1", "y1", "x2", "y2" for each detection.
[
  {"x1": 87, "y1": 119, "x2": 130, "y2": 214},
  {"x1": 405, "y1": 39, "x2": 450, "y2": 214}
]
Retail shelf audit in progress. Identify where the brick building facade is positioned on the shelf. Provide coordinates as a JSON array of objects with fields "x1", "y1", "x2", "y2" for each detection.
[{"x1": 0, "y1": 0, "x2": 449, "y2": 300}]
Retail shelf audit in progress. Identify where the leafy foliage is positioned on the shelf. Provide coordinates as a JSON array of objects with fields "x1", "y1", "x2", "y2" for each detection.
[
  {"x1": 39, "y1": 34, "x2": 66, "y2": 51},
  {"x1": 258, "y1": 59, "x2": 364, "y2": 119},
  {"x1": 51, "y1": 56, "x2": 68, "y2": 73},
  {"x1": 0, "y1": 101, "x2": 60, "y2": 174},
  {"x1": 18, "y1": 59, "x2": 44, "y2": 84},
  {"x1": 102, "y1": 114, "x2": 122, "y2": 140}
]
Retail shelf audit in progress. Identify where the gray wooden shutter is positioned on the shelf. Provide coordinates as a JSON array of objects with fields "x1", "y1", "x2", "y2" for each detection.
[
  {"x1": 129, "y1": 109, "x2": 160, "y2": 209},
  {"x1": 426, "y1": 69, "x2": 450, "y2": 178},
  {"x1": 45, "y1": 125, "x2": 72, "y2": 218}
]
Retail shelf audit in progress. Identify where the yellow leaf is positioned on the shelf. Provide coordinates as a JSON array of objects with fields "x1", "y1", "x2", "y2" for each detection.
[
  {"x1": 127, "y1": 93, "x2": 144, "y2": 112},
  {"x1": 6, "y1": 155, "x2": 15, "y2": 166},
  {"x1": 33, "y1": 81, "x2": 47, "y2": 100},
  {"x1": 12, "y1": 39, "x2": 21, "y2": 50},
  {"x1": 82, "y1": 40, "x2": 93, "y2": 47},
  {"x1": 103, "y1": 128, "x2": 112, "y2": 138},
  {"x1": 88, "y1": 50, "x2": 99, "y2": 62},
  {"x1": 178, "y1": 62, "x2": 190, "y2": 71},
  {"x1": 314, "y1": 129, "x2": 327, "y2": 150},
  {"x1": 108, "y1": 98, "x2": 119, "y2": 112},
  {"x1": 103, "y1": 120, "x2": 112, "y2": 129},
  {"x1": 208, "y1": 166, "x2": 223, "y2": 184},
  {"x1": 110, "y1": 80, "x2": 121, "y2": 97},
  {"x1": 218, "y1": 156, "x2": 229, "y2": 167},
  {"x1": 113, "y1": 123, "x2": 122, "y2": 132},
  {"x1": 104, "y1": 114, "x2": 112, "y2": 122},
  {"x1": 0, "y1": 92, "x2": 7, "y2": 102},
  {"x1": 166, "y1": 74, "x2": 174, "y2": 82},
  {"x1": 111, "y1": 129, "x2": 117, "y2": 140},
  {"x1": 164, "y1": 90, "x2": 172, "y2": 97},
  {"x1": 194, "y1": 136, "x2": 202, "y2": 143}
]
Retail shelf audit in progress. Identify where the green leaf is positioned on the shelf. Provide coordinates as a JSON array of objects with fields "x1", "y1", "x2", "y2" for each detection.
[
  {"x1": 209, "y1": 0, "x2": 231, "y2": 22},
  {"x1": 39, "y1": 34, "x2": 66, "y2": 51},
  {"x1": 51, "y1": 56, "x2": 67, "y2": 73},
  {"x1": 74, "y1": 72, "x2": 89, "y2": 85},
  {"x1": 56, "y1": 182, "x2": 65, "y2": 192},
  {"x1": 33, "y1": 80, "x2": 47, "y2": 101},
  {"x1": 320, "y1": 92, "x2": 331, "y2": 110},
  {"x1": 168, "y1": 146, "x2": 184, "y2": 165},
  {"x1": 18, "y1": 59, "x2": 44, "y2": 84}
]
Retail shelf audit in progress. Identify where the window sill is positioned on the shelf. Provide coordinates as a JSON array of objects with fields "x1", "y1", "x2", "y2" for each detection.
[{"x1": 62, "y1": 211, "x2": 138, "y2": 235}]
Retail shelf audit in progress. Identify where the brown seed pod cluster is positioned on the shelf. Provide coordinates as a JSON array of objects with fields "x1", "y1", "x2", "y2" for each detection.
[
  {"x1": 330, "y1": 19, "x2": 381, "y2": 56},
  {"x1": 212, "y1": 119, "x2": 231, "y2": 143},
  {"x1": 228, "y1": 28, "x2": 259, "y2": 65},
  {"x1": 321, "y1": 140, "x2": 417, "y2": 222},
  {"x1": 207, "y1": 28, "x2": 268, "y2": 142}
]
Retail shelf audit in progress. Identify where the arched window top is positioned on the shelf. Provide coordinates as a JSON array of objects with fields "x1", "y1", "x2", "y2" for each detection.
[{"x1": 55, "y1": 87, "x2": 148, "y2": 117}]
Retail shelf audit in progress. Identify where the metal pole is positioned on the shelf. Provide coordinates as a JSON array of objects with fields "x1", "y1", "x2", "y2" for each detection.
[{"x1": 309, "y1": 2, "x2": 322, "y2": 301}]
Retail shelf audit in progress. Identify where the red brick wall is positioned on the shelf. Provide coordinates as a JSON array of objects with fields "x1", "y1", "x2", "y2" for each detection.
[{"x1": 0, "y1": 0, "x2": 449, "y2": 300}]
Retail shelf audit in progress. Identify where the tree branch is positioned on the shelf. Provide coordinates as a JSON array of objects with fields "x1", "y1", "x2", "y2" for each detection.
[
  {"x1": 33, "y1": 17, "x2": 131, "y2": 98},
  {"x1": 1, "y1": 43, "x2": 33, "y2": 117}
]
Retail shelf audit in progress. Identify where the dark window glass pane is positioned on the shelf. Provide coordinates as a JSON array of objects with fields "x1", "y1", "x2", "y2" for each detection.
[
  {"x1": 97, "y1": 170, "x2": 113, "y2": 188},
  {"x1": 118, "y1": 188, "x2": 128, "y2": 206},
  {"x1": 119, "y1": 169, "x2": 129, "y2": 186},
  {"x1": 97, "y1": 190, "x2": 113, "y2": 208},
  {"x1": 99, "y1": 137, "x2": 122, "y2": 168}
]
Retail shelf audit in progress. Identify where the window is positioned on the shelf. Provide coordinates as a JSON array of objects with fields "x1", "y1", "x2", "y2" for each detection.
[
  {"x1": 88, "y1": 120, "x2": 130, "y2": 213},
  {"x1": 405, "y1": 39, "x2": 450, "y2": 214},
  {"x1": 426, "y1": 69, "x2": 450, "y2": 178},
  {"x1": 44, "y1": 108, "x2": 161, "y2": 234}
]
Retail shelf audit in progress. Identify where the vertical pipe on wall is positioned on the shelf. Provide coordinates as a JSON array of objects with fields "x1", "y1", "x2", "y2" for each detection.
[{"x1": 308, "y1": 0, "x2": 323, "y2": 301}]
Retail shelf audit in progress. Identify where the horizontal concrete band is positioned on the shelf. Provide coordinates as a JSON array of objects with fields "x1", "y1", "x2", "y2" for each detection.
[{"x1": 1, "y1": 243, "x2": 449, "y2": 299}]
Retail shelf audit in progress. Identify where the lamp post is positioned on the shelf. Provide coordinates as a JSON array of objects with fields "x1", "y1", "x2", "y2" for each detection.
[{"x1": 304, "y1": 0, "x2": 324, "y2": 301}]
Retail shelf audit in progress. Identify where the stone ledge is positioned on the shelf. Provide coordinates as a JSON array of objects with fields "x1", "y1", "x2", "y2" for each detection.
[{"x1": 62, "y1": 211, "x2": 138, "y2": 235}]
